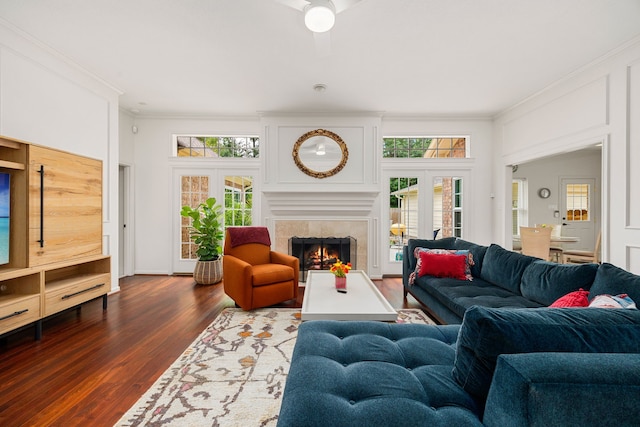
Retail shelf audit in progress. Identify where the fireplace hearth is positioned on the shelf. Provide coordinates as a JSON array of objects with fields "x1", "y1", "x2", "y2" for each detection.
[{"x1": 289, "y1": 236, "x2": 356, "y2": 282}]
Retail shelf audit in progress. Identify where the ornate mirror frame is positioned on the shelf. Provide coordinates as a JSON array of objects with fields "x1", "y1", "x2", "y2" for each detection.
[{"x1": 292, "y1": 129, "x2": 349, "y2": 179}]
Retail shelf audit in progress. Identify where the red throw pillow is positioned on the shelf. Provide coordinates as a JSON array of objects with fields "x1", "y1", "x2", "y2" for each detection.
[
  {"x1": 549, "y1": 289, "x2": 590, "y2": 308},
  {"x1": 418, "y1": 252, "x2": 468, "y2": 280}
]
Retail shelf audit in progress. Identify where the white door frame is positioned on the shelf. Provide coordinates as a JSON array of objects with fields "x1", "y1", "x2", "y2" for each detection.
[
  {"x1": 171, "y1": 166, "x2": 259, "y2": 274},
  {"x1": 380, "y1": 167, "x2": 471, "y2": 275},
  {"x1": 118, "y1": 163, "x2": 134, "y2": 278}
]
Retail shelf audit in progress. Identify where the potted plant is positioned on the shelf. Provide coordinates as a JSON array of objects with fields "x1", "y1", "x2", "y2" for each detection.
[{"x1": 180, "y1": 197, "x2": 224, "y2": 285}]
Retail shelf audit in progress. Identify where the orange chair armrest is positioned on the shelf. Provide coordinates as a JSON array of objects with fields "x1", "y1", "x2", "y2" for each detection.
[
  {"x1": 270, "y1": 251, "x2": 300, "y2": 286},
  {"x1": 222, "y1": 255, "x2": 255, "y2": 308}
]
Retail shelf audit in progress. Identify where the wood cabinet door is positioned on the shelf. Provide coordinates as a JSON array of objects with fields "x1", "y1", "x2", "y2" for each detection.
[{"x1": 28, "y1": 146, "x2": 102, "y2": 266}]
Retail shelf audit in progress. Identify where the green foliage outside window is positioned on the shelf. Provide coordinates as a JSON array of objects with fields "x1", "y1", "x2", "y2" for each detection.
[
  {"x1": 203, "y1": 137, "x2": 259, "y2": 158},
  {"x1": 383, "y1": 138, "x2": 432, "y2": 158},
  {"x1": 176, "y1": 135, "x2": 259, "y2": 158},
  {"x1": 389, "y1": 177, "x2": 418, "y2": 208},
  {"x1": 224, "y1": 191, "x2": 252, "y2": 226}
]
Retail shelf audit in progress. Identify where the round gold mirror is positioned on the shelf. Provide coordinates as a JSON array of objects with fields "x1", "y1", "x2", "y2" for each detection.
[{"x1": 292, "y1": 129, "x2": 348, "y2": 179}]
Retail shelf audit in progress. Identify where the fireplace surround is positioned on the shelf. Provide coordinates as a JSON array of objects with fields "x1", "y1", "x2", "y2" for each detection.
[{"x1": 289, "y1": 236, "x2": 357, "y2": 282}]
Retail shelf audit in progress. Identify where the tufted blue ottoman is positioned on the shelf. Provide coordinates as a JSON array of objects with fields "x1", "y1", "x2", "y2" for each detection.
[{"x1": 277, "y1": 320, "x2": 483, "y2": 427}]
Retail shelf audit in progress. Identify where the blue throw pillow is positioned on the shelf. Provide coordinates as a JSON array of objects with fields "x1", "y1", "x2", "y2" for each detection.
[
  {"x1": 520, "y1": 260, "x2": 599, "y2": 306},
  {"x1": 452, "y1": 306, "x2": 640, "y2": 402},
  {"x1": 589, "y1": 263, "x2": 640, "y2": 303},
  {"x1": 479, "y1": 244, "x2": 537, "y2": 293},
  {"x1": 453, "y1": 239, "x2": 488, "y2": 278}
]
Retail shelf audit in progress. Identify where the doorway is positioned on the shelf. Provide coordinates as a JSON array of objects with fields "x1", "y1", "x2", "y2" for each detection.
[
  {"x1": 510, "y1": 144, "x2": 602, "y2": 256},
  {"x1": 118, "y1": 164, "x2": 132, "y2": 278}
]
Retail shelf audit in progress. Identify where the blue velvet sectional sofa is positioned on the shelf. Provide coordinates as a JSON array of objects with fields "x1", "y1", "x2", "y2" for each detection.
[
  {"x1": 278, "y1": 307, "x2": 640, "y2": 426},
  {"x1": 402, "y1": 237, "x2": 612, "y2": 324},
  {"x1": 278, "y1": 238, "x2": 640, "y2": 426}
]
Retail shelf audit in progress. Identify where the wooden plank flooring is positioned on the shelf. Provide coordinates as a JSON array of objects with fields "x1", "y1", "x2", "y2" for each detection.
[{"x1": 0, "y1": 275, "x2": 422, "y2": 427}]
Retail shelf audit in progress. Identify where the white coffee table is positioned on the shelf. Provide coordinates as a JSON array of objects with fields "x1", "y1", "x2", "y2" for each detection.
[{"x1": 301, "y1": 270, "x2": 397, "y2": 321}]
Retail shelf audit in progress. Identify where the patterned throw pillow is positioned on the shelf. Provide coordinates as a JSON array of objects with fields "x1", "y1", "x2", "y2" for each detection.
[
  {"x1": 589, "y1": 294, "x2": 637, "y2": 309},
  {"x1": 418, "y1": 252, "x2": 468, "y2": 280},
  {"x1": 549, "y1": 289, "x2": 590, "y2": 307},
  {"x1": 408, "y1": 247, "x2": 474, "y2": 285}
]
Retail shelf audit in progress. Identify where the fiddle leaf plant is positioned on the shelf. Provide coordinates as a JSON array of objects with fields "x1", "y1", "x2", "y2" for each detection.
[{"x1": 180, "y1": 197, "x2": 224, "y2": 261}]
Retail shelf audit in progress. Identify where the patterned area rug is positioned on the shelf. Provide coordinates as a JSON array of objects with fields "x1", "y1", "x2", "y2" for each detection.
[{"x1": 115, "y1": 308, "x2": 435, "y2": 427}]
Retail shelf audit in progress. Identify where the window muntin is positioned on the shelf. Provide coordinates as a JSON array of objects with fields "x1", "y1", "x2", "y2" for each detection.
[
  {"x1": 224, "y1": 176, "x2": 253, "y2": 226},
  {"x1": 389, "y1": 177, "x2": 418, "y2": 261},
  {"x1": 433, "y1": 176, "x2": 463, "y2": 238},
  {"x1": 566, "y1": 183, "x2": 590, "y2": 221},
  {"x1": 180, "y1": 176, "x2": 210, "y2": 260},
  {"x1": 176, "y1": 136, "x2": 259, "y2": 158},
  {"x1": 453, "y1": 178, "x2": 463, "y2": 238},
  {"x1": 383, "y1": 137, "x2": 468, "y2": 158}
]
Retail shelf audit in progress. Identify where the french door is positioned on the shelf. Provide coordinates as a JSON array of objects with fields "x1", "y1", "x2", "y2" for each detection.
[
  {"x1": 381, "y1": 168, "x2": 470, "y2": 275},
  {"x1": 171, "y1": 167, "x2": 258, "y2": 274}
]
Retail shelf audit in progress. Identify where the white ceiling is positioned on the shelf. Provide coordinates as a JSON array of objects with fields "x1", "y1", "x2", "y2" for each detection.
[{"x1": 1, "y1": 0, "x2": 639, "y2": 118}]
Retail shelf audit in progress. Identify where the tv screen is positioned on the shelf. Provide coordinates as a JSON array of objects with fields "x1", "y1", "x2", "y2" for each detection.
[{"x1": 0, "y1": 173, "x2": 9, "y2": 265}]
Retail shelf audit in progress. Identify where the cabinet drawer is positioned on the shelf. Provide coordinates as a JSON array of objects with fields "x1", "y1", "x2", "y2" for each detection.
[
  {"x1": 45, "y1": 274, "x2": 110, "y2": 316},
  {"x1": 0, "y1": 295, "x2": 40, "y2": 335}
]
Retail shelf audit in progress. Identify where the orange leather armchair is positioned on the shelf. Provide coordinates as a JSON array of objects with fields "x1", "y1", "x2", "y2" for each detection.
[{"x1": 223, "y1": 226, "x2": 299, "y2": 310}]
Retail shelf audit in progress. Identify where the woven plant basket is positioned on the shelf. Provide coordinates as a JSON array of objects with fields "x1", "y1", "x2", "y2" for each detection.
[{"x1": 193, "y1": 258, "x2": 223, "y2": 285}]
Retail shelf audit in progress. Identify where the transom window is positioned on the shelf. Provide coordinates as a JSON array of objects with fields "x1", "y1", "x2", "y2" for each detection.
[
  {"x1": 383, "y1": 137, "x2": 468, "y2": 158},
  {"x1": 175, "y1": 136, "x2": 259, "y2": 158}
]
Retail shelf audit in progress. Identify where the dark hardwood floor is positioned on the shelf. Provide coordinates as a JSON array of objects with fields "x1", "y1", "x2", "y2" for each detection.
[{"x1": 0, "y1": 275, "x2": 422, "y2": 427}]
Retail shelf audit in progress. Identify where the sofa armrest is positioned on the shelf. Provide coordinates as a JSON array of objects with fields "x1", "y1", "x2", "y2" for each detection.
[
  {"x1": 402, "y1": 245, "x2": 412, "y2": 287},
  {"x1": 483, "y1": 352, "x2": 640, "y2": 427}
]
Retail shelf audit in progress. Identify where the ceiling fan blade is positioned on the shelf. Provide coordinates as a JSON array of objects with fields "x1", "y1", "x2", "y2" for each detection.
[
  {"x1": 314, "y1": 31, "x2": 332, "y2": 57},
  {"x1": 273, "y1": 0, "x2": 309, "y2": 12},
  {"x1": 333, "y1": 0, "x2": 362, "y2": 14}
]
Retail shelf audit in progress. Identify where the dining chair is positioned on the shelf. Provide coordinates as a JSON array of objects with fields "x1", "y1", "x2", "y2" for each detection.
[
  {"x1": 549, "y1": 224, "x2": 564, "y2": 263},
  {"x1": 563, "y1": 231, "x2": 601, "y2": 264},
  {"x1": 520, "y1": 226, "x2": 552, "y2": 260}
]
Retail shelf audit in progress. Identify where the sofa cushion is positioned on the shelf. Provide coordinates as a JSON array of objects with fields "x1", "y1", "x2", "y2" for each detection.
[
  {"x1": 407, "y1": 237, "x2": 457, "y2": 271},
  {"x1": 413, "y1": 276, "x2": 543, "y2": 319},
  {"x1": 453, "y1": 239, "x2": 488, "y2": 278},
  {"x1": 589, "y1": 263, "x2": 640, "y2": 304},
  {"x1": 480, "y1": 244, "x2": 537, "y2": 293},
  {"x1": 452, "y1": 306, "x2": 640, "y2": 402},
  {"x1": 277, "y1": 320, "x2": 484, "y2": 427},
  {"x1": 251, "y1": 263, "x2": 294, "y2": 286},
  {"x1": 483, "y1": 353, "x2": 640, "y2": 427},
  {"x1": 520, "y1": 261, "x2": 598, "y2": 306}
]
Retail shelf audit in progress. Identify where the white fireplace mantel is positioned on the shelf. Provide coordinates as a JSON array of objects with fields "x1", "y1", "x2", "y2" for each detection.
[{"x1": 263, "y1": 191, "x2": 379, "y2": 216}]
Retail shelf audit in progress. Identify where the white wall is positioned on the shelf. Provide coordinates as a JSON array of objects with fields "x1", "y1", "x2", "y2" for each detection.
[
  {"x1": 494, "y1": 36, "x2": 640, "y2": 273},
  {"x1": 125, "y1": 113, "x2": 494, "y2": 277},
  {"x1": 0, "y1": 22, "x2": 121, "y2": 291},
  {"x1": 129, "y1": 116, "x2": 261, "y2": 274},
  {"x1": 513, "y1": 149, "x2": 602, "y2": 249}
]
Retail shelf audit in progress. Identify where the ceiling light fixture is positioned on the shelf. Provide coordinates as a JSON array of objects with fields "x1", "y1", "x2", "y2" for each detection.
[
  {"x1": 316, "y1": 142, "x2": 326, "y2": 156},
  {"x1": 313, "y1": 83, "x2": 327, "y2": 92},
  {"x1": 304, "y1": 0, "x2": 336, "y2": 33}
]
